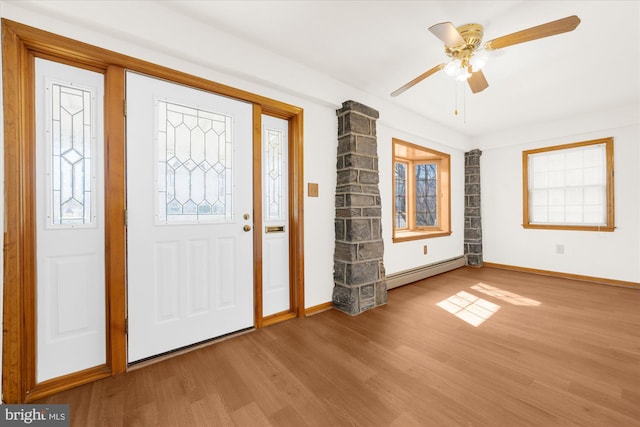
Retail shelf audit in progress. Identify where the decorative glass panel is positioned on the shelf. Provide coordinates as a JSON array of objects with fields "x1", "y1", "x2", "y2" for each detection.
[
  {"x1": 415, "y1": 163, "x2": 438, "y2": 227},
  {"x1": 394, "y1": 162, "x2": 407, "y2": 228},
  {"x1": 157, "y1": 101, "x2": 233, "y2": 224},
  {"x1": 49, "y1": 82, "x2": 94, "y2": 226},
  {"x1": 264, "y1": 128, "x2": 283, "y2": 221}
]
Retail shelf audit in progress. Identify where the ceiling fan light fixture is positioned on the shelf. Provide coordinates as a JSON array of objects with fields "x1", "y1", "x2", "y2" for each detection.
[
  {"x1": 469, "y1": 50, "x2": 489, "y2": 72},
  {"x1": 444, "y1": 59, "x2": 471, "y2": 81},
  {"x1": 443, "y1": 59, "x2": 462, "y2": 77},
  {"x1": 455, "y1": 69, "x2": 471, "y2": 81},
  {"x1": 390, "y1": 16, "x2": 580, "y2": 98}
]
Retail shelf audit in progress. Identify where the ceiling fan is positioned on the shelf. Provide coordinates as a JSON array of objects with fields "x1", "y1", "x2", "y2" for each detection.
[{"x1": 391, "y1": 15, "x2": 581, "y2": 97}]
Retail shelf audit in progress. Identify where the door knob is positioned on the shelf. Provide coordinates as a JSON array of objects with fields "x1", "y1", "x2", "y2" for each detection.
[{"x1": 243, "y1": 225, "x2": 251, "y2": 232}]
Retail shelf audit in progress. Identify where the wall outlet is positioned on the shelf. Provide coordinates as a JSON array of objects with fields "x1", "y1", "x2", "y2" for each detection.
[{"x1": 556, "y1": 244, "x2": 564, "y2": 254}]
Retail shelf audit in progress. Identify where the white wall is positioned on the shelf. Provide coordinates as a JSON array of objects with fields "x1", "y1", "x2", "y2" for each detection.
[
  {"x1": 378, "y1": 123, "x2": 465, "y2": 274},
  {"x1": 1, "y1": 3, "x2": 637, "y2": 402},
  {"x1": 479, "y1": 107, "x2": 640, "y2": 283},
  {"x1": 0, "y1": 1, "x2": 471, "y2": 313}
]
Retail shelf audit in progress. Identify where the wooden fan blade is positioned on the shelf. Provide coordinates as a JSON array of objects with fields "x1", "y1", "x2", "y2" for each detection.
[
  {"x1": 467, "y1": 69, "x2": 489, "y2": 94},
  {"x1": 429, "y1": 22, "x2": 466, "y2": 48},
  {"x1": 484, "y1": 15, "x2": 580, "y2": 50},
  {"x1": 390, "y1": 64, "x2": 445, "y2": 97}
]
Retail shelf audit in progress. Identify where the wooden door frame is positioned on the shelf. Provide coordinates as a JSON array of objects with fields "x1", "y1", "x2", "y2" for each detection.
[{"x1": 1, "y1": 19, "x2": 305, "y2": 403}]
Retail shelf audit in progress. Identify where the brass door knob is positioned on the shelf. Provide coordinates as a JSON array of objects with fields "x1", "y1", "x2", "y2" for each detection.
[{"x1": 243, "y1": 225, "x2": 251, "y2": 232}]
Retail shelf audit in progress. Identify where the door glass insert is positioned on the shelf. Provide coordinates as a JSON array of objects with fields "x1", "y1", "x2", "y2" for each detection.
[
  {"x1": 264, "y1": 128, "x2": 284, "y2": 221},
  {"x1": 157, "y1": 100, "x2": 233, "y2": 224},
  {"x1": 48, "y1": 81, "x2": 96, "y2": 227}
]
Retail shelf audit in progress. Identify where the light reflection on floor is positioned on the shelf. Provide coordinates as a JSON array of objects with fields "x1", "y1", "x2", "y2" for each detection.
[
  {"x1": 436, "y1": 291, "x2": 500, "y2": 327},
  {"x1": 437, "y1": 283, "x2": 542, "y2": 327},
  {"x1": 471, "y1": 283, "x2": 542, "y2": 306}
]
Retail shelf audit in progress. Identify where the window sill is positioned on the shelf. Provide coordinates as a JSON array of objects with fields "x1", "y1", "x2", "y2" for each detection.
[
  {"x1": 523, "y1": 223, "x2": 615, "y2": 232},
  {"x1": 393, "y1": 229, "x2": 452, "y2": 243}
]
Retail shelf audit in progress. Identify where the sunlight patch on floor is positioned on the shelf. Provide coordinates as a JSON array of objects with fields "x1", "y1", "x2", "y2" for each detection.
[
  {"x1": 436, "y1": 291, "x2": 500, "y2": 327},
  {"x1": 471, "y1": 283, "x2": 542, "y2": 306}
]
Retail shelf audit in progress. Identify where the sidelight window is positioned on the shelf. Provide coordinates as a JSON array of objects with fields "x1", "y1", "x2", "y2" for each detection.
[{"x1": 48, "y1": 81, "x2": 96, "y2": 227}]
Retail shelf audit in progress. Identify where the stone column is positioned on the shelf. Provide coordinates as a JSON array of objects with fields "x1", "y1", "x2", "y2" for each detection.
[
  {"x1": 333, "y1": 100, "x2": 387, "y2": 315},
  {"x1": 464, "y1": 149, "x2": 483, "y2": 266}
]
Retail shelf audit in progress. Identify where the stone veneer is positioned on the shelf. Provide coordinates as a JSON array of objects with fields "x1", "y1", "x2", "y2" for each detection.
[
  {"x1": 464, "y1": 149, "x2": 483, "y2": 266},
  {"x1": 332, "y1": 100, "x2": 387, "y2": 315}
]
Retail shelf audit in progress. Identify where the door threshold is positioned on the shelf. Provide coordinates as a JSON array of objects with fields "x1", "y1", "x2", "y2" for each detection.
[{"x1": 127, "y1": 326, "x2": 255, "y2": 371}]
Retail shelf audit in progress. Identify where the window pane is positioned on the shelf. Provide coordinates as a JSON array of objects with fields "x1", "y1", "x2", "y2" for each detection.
[
  {"x1": 157, "y1": 100, "x2": 233, "y2": 224},
  {"x1": 415, "y1": 163, "x2": 437, "y2": 227},
  {"x1": 395, "y1": 163, "x2": 407, "y2": 228},
  {"x1": 264, "y1": 128, "x2": 284, "y2": 221},
  {"x1": 527, "y1": 142, "x2": 608, "y2": 226},
  {"x1": 50, "y1": 83, "x2": 95, "y2": 226},
  {"x1": 392, "y1": 138, "x2": 451, "y2": 240}
]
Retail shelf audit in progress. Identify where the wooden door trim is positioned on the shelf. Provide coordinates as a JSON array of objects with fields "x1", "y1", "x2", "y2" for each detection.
[
  {"x1": 253, "y1": 105, "x2": 265, "y2": 328},
  {"x1": 1, "y1": 18, "x2": 305, "y2": 403},
  {"x1": 254, "y1": 108, "x2": 306, "y2": 328}
]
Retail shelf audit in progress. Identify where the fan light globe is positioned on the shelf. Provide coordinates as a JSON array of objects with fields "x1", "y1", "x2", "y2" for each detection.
[
  {"x1": 469, "y1": 50, "x2": 489, "y2": 72},
  {"x1": 444, "y1": 59, "x2": 471, "y2": 81},
  {"x1": 443, "y1": 60, "x2": 461, "y2": 77}
]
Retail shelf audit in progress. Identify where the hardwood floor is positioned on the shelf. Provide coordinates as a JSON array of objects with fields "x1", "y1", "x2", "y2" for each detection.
[{"x1": 36, "y1": 267, "x2": 640, "y2": 427}]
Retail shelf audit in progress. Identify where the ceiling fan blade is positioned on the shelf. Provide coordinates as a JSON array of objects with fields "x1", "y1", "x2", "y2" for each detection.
[
  {"x1": 484, "y1": 15, "x2": 580, "y2": 50},
  {"x1": 429, "y1": 22, "x2": 466, "y2": 48},
  {"x1": 467, "y1": 69, "x2": 489, "y2": 94},
  {"x1": 390, "y1": 64, "x2": 445, "y2": 97}
]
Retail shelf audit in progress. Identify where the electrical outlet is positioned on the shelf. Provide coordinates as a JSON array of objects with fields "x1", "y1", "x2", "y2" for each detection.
[
  {"x1": 423, "y1": 245, "x2": 428, "y2": 255},
  {"x1": 556, "y1": 244, "x2": 564, "y2": 254}
]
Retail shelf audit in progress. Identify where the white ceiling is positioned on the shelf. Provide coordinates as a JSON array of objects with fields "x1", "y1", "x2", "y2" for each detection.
[{"x1": 160, "y1": 0, "x2": 640, "y2": 138}]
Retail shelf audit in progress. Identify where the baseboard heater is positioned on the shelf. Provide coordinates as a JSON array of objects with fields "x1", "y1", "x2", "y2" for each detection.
[{"x1": 386, "y1": 255, "x2": 467, "y2": 290}]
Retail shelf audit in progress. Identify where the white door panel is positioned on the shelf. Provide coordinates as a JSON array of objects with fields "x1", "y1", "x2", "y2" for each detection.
[
  {"x1": 262, "y1": 115, "x2": 290, "y2": 316},
  {"x1": 126, "y1": 72, "x2": 254, "y2": 362},
  {"x1": 35, "y1": 59, "x2": 106, "y2": 382}
]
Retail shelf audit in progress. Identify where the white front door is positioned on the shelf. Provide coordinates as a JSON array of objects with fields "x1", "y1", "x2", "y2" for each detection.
[
  {"x1": 126, "y1": 72, "x2": 254, "y2": 363},
  {"x1": 35, "y1": 59, "x2": 106, "y2": 382},
  {"x1": 261, "y1": 115, "x2": 290, "y2": 316}
]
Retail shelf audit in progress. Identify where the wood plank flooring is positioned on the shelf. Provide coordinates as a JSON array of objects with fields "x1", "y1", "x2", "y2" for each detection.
[{"x1": 36, "y1": 267, "x2": 640, "y2": 427}]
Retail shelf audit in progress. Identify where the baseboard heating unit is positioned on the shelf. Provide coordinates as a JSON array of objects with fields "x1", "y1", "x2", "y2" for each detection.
[{"x1": 386, "y1": 255, "x2": 467, "y2": 290}]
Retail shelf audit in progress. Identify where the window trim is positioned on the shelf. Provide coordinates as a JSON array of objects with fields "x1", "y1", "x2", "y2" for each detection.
[
  {"x1": 522, "y1": 137, "x2": 615, "y2": 232},
  {"x1": 392, "y1": 138, "x2": 451, "y2": 242}
]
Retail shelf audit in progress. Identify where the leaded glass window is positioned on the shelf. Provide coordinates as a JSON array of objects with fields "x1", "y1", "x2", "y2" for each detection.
[
  {"x1": 49, "y1": 82, "x2": 95, "y2": 227},
  {"x1": 157, "y1": 101, "x2": 233, "y2": 224},
  {"x1": 394, "y1": 162, "x2": 407, "y2": 228},
  {"x1": 415, "y1": 163, "x2": 438, "y2": 226},
  {"x1": 265, "y1": 128, "x2": 284, "y2": 221}
]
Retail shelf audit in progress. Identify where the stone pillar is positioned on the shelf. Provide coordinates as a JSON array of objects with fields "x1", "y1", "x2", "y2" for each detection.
[
  {"x1": 333, "y1": 100, "x2": 387, "y2": 315},
  {"x1": 464, "y1": 149, "x2": 483, "y2": 266}
]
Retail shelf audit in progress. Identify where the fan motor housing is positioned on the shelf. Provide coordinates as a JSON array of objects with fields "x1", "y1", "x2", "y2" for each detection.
[{"x1": 445, "y1": 23, "x2": 484, "y2": 61}]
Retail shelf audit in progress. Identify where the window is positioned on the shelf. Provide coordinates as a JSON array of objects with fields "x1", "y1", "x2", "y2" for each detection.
[
  {"x1": 523, "y1": 137, "x2": 614, "y2": 231},
  {"x1": 156, "y1": 100, "x2": 233, "y2": 224},
  {"x1": 47, "y1": 80, "x2": 97, "y2": 227},
  {"x1": 392, "y1": 138, "x2": 451, "y2": 242}
]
